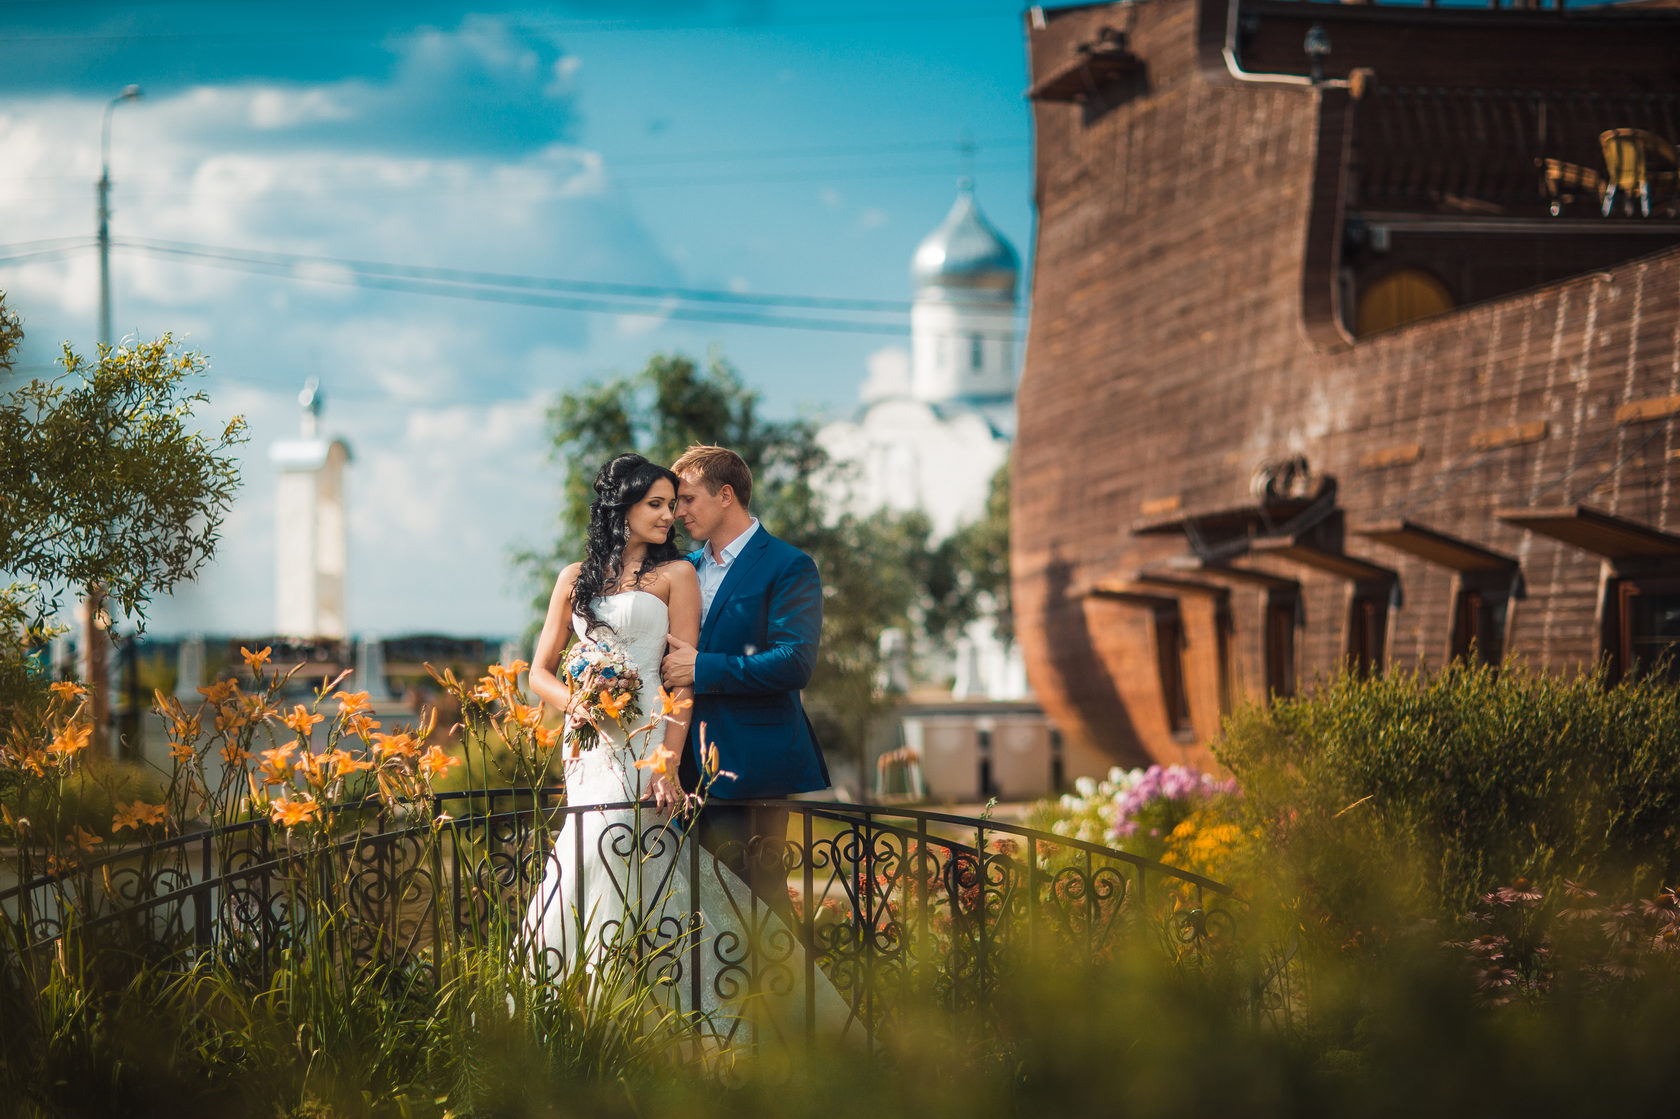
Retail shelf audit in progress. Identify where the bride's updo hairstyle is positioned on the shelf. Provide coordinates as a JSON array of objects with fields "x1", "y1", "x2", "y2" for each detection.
[{"x1": 572, "y1": 452, "x2": 682, "y2": 635}]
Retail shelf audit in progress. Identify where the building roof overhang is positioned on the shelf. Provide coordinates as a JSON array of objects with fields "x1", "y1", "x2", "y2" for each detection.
[
  {"x1": 1354, "y1": 519, "x2": 1519, "y2": 573},
  {"x1": 1495, "y1": 504, "x2": 1680, "y2": 561}
]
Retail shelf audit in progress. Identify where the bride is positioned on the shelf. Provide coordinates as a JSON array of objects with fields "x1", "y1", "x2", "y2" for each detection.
[{"x1": 520, "y1": 452, "x2": 850, "y2": 1043}]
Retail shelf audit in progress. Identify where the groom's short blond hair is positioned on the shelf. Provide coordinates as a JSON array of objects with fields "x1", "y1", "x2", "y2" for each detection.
[{"x1": 672, "y1": 444, "x2": 753, "y2": 508}]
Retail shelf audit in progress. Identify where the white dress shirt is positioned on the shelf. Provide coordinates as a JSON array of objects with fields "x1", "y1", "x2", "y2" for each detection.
[{"x1": 697, "y1": 517, "x2": 760, "y2": 625}]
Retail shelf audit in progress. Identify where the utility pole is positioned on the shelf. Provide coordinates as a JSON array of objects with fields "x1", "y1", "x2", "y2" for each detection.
[{"x1": 84, "y1": 84, "x2": 142, "y2": 754}]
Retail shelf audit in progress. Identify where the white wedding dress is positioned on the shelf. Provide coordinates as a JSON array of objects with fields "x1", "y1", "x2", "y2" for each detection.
[{"x1": 521, "y1": 589, "x2": 854, "y2": 1045}]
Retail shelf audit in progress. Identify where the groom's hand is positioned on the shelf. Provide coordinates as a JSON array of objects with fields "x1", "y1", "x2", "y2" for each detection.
[{"x1": 661, "y1": 634, "x2": 697, "y2": 688}]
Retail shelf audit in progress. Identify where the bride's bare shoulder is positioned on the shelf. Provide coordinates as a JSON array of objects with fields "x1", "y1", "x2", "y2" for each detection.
[{"x1": 655, "y1": 559, "x2": 698, "y2": 589}]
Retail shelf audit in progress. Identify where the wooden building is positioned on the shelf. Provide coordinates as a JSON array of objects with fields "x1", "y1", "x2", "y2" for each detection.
[{"x1": 1015, "y1": 0, "x2": 1680, "y2": 770}]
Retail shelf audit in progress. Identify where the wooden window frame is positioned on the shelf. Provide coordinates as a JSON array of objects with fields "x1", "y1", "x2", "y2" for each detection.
[
  {"x1": 1605, "y1": 573, "x2": 1680, "y2": 685},
  {"x1": 1346, "y1": 579, "x2": 1394, "y2": 678},
  {"x1": 1264, "y1": 587, "x2": 1299, "y2": 700},
  {"x1": 1152, "y1": 601, "x2": 1194, "y2": 740}
]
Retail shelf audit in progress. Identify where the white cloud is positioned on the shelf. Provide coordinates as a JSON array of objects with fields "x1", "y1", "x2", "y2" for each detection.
[
  {"x1": 859, "y1": 345, "x2": 911, "y2": 402},
  {"x1": 248, "y1": 87, "x2": 352, "y2": 130},
  {"x1": 0, "y1": 19, "x2": 689, "y2": 638},
  {"x1": 818, "y1": 187, "x2": 844, "y2": 209},
  {"x1": 854, "y1": 207, "x2": 889, "y2": 232}
]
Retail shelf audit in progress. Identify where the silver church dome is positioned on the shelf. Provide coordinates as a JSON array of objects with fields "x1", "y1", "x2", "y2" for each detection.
[{"x1": 911, "y1": 182, "x2": 1019, "y2": 294}]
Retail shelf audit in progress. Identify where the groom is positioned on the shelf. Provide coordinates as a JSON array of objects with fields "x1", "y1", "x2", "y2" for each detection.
[{"x1": 660, "y1": 444, "x2": 829, "y2": 917}]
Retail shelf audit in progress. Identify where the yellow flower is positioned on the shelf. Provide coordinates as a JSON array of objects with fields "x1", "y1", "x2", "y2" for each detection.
[
  {"x1": 418, "y1": 745, "x2": 462, "y2": 781},
  {"x1": 241, "y1": 645, "x2": 273, "y2": 673},
  {"x1": 269, "y1": 797, "x2": 320, "y2": 829},
  {"x1": 49, "y1": 681, "x2": 86, "y2": 701},
  {"x1": 111, "y1": 800, "x2": 167, "y2": 833},
  {"x1": 282, "y1": 705, "x2": 325, "y2": 736}
]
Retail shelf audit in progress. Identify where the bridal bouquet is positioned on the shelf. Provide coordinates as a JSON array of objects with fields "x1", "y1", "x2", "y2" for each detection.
[{"x1": 561, "y1": 639, "x2": 644, "y2": 753}]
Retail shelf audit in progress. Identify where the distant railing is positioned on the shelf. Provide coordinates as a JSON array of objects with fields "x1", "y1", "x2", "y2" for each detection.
[{"x1": 0, "y1": 794, "x2": 1243, "y2": 1046}]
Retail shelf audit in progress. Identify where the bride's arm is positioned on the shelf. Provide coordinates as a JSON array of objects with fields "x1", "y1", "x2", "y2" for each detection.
[
  {"x1": 528, "y1": 563, "x2": 581, "y2": 713},
  {"x1": 652, "y1": 563, "x2": 701, "y2": 800}
]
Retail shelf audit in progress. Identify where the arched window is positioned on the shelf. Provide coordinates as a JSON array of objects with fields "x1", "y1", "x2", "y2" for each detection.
[{"x1": 1355, "y1": 268, "x2": 1455, "y2": 337}]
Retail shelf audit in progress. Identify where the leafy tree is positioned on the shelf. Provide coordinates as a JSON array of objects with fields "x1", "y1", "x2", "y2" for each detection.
[
  {"x1": 523, "y1": 350, "x2": 938, "y2": 778},
  {"x1": 0, "y1": 294, "x2": 245, "y2": 717}
]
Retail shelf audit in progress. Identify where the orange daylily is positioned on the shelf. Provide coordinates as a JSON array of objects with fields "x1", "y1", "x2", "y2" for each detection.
[
  {"x1": 598, "y1": 691, "x2": 631, "y2": 721},
  {"x1": 269, "y1": 797, "x2": 320, "y2": 828},
  {"x1": 418, "y1": 745, "x2": 462, "y2": 780},
  {"x1": 510, "y1": 702, "x2": 544, "y2": 730},
  {"x1": 169, "y1": 739, "x2": 196, "y2": 763},
  {"x1": 198, "y1": 678, "x2": 239, "y2": 705},
  {"x1": 70, "y1": 825, "x2": 104, "y2": 852},
  {"x1": 371, "y1": 731, "x2": 420, "y2": 760},
  {"x1": 111, "y1": 800, "x2": 168, "y2": 833},
  {"x1": 469, "y1": 677, "x2": 499, "y2": 704},
  {"x1": 241, "y1": 645, "x2": 273, "y2": 673},
  {"x1": 282, "y1": 705, "x2": 325, "y2": 736},
  {"x1": 658, "y1": 688, "x2": 693, "y2": 716},
  {"x1": 488, "y1": 660, "x2": 528, "y2": 687},
  {"x1": 634, "y1": 742, "x2": 678, "y2": 778},
  {"x1": 343, "y1": 713, "x2": 381, "y2": 739},
  {"x1": 221, "y1": 741, "x2": 250, "y2": 768},
  {"x1": 258, "y1": 745, "x2": 295, "y2": 785},
  {"x1": 51, "y1": 722, "x2": 92, "y2": 759},
  {"x1": 334, "y1": 690, "x2": 373, "y2": 718},
  {"x1": 49, "y1": 681, "x2": 86, "y2": 702},
  {"x1": 327, "y1": 750, "x2": 374, "y2": 780}
]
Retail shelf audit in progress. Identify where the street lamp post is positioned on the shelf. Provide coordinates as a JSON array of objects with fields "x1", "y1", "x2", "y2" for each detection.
[
  {"x1": 85, "y1": 84, "x2": 142, "y2": 755},
  {"x1": 97, "y1": 84, "x2": 142, "y2": 348}
]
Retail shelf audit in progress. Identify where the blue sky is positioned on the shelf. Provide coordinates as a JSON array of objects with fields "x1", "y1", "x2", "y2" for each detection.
[{"x1": 0, "y1": 0, "x2": 1035, "y2": 638}]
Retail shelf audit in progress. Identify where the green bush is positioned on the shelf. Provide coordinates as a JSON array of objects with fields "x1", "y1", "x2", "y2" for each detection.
[{"x1": 1216, "y1": 658, "x2": 1680, "y2": 926}]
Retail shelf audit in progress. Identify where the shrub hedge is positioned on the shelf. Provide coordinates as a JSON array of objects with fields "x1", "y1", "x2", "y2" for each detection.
[{"x1": 1215, "y1": 659, "x2": 1680, "y2": 922}]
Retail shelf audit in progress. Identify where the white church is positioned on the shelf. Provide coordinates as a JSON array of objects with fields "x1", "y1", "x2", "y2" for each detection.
[{"x1": 818, "y1": 181, "x2": 1063, "y2": 802}]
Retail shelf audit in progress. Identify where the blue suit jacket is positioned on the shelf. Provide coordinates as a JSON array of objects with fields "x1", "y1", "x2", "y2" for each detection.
[{"x1": 680, "y1": 528, "x2": 830, "y2": 799}]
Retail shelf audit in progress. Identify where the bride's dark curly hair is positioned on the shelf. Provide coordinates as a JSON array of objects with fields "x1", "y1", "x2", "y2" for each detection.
[{"x1": 571, "y1": 452, "x2": 682, "y2": 636}]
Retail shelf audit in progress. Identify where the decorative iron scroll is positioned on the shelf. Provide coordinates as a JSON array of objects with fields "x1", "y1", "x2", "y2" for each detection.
[{"x1": 0, "y1": 796, "x2": 1243, "y2": 1042}]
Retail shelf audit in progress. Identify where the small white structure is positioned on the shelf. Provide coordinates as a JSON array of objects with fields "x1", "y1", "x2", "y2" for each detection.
[{"x1": 269, "y1": 380, "x2": 351, "y2": 640}]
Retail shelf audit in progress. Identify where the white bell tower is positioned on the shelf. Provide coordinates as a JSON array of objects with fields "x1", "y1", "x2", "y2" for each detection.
[
  {"x1": 269, "y1": 379, "x2": 352, "y2": 639},
  {"x1": 909, "y1": 179, "x2": 1020, "y2": 411}
]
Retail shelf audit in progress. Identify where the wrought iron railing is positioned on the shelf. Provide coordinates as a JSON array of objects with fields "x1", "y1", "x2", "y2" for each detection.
[{"x1": 0, "y1": 794, "x2": 1242, "y2": 1045}]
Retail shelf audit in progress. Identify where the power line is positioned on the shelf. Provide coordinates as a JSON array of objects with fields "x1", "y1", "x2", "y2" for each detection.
[
  {"x1": 117, "y1": 236, "x2": 918, "y2": 313},
  {"x1": 112, "y1": 239, "x2": 1027, "y2": 339},
  {"x1": 0, "y1": 241, "x2": 97, "y2": 266}
]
